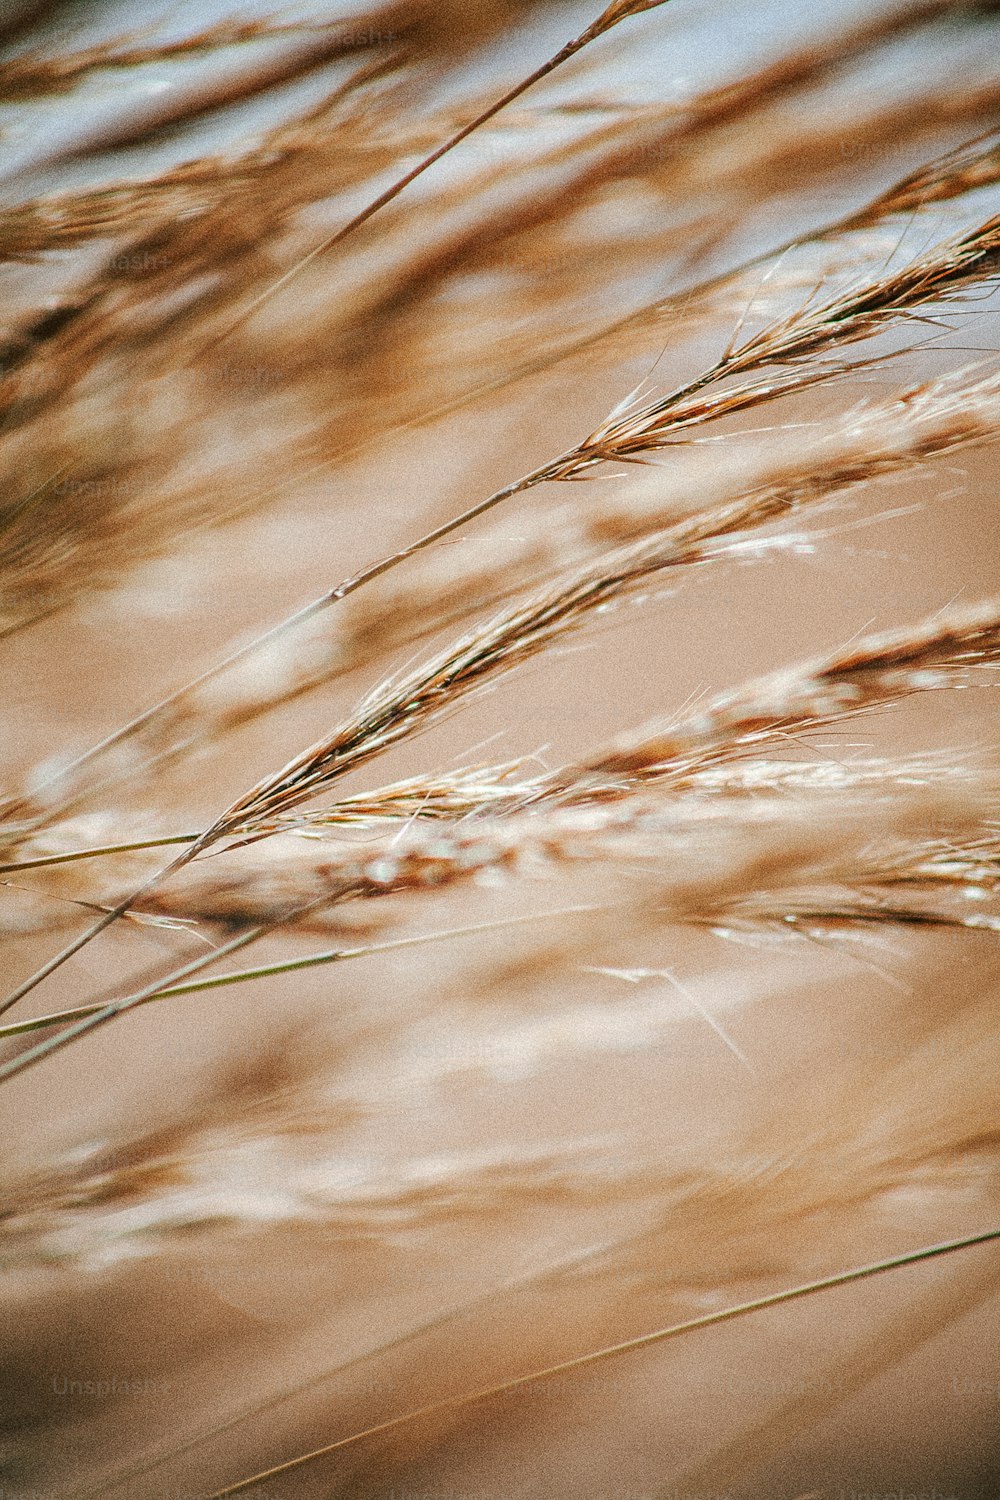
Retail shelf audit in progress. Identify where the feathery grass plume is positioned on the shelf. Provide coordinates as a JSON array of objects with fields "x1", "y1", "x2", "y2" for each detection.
[
  {"x1": 552, "y1": 216, "x2": 1000, "y2": 469},
  {"x1": 68, "y1": 361, "x2": 1000, "y2": 772},
  {"x1": 179, "y1": 592, "x2": 1000, "y2": 850},
  {"x1": 6, "y1": 220, "x2": 1000, "y2": 840},
  {"x1": 2, "y1": 752, "x2": 980, "y2": 889},
  {"x1": 841, "y1": 127, "x2": 1000, "y2": 228},
  {"x1": 3, "y1": 8, "x2": 1000, "y2": 645},
  {"x1": 255, "y1": 752, "x2": 1000, "y2": 827},
  {"x1": 5, "y1": 119, "x2": 1000, "y2": 829},
  {"x1": 3, "y1": 2, "x2": 1000, "y2": 1496},
  {"x1": 5, "y1": 757, "x2": 1000, "y2": 956},
  {"x1": 97, "y1": 779, "x2": 1000, "y2": 938},
  {"x1": 3, "y1": 599, "x2": 998, "y2": 1075},
  {"x1": 569, "y1": 604, "x2": 1000, "y2": 780}
]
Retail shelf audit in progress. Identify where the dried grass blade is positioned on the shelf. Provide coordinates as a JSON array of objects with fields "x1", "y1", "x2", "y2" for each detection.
[
  {"x1": 201, "y1": 1229, "x2": 1000, "y2": 1498},
  {"x1": 12, "y1": 133, "x2": 1000, "y2": 830},
  {"x1": 195, "y1": 0, "x2": 674, "y2": 360},
  {"x1": 654, "y1": 1242, "x2": 1000, "y2": 1499}
]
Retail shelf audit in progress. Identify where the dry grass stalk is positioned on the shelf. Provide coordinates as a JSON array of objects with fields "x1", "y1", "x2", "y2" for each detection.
[
  {"x1": 3, "y1": 604, "x2": 998, "y2": 1071},
  {"x1": 131, "y1": 365, "x2": 1000, "y2": 758},
  {"x1": 556, "y1": 217, "x2": 1000, "y2": 471},
  {"x1": 8, "y1": 233, "x2": 1000, "y2": 839},
  {"x1": 565, "y1": 602, "x2": 1000, "y2": 790},
  {"x1": 3, "y1": 5, "x2": 1000, "y2": 1495},
  {"x1": 127, "y1": 781, "x2": 1000, "y2": 940},
  {"x1": 0, "y1": 13, "x2": 340, "y2": 101},
  {"x1": 2, "y1": 11, "x2": 998, "y2": 648},
  {"x1": 197, "y1": 593, "x2": 1000, "y2": 850},
  {"x1": 3, "y1": 756, "x2": 996, "y2": 945},
  {"x1": 197, "y1": 1231, "x2": 1000, "y2": 1499}
]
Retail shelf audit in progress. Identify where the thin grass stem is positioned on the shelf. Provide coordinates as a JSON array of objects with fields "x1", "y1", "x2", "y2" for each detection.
[
  {"x1": 0, "y1": 903, "x2": 605, "y2": 1042},
  {"x1": 203, "y1": 1228, "x2": 1000, "y2": 1498}
]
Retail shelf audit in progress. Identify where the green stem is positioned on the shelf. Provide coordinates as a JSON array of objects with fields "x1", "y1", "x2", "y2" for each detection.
[
  {"x1": 0, "y1": 833, "x2": 199, "y2": 874},
  {"x1": 0, "y1": 904, "x2": 602, "y2": 1042}
]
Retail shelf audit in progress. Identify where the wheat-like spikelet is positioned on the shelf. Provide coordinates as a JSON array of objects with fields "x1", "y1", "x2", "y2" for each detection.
[
  {"x1": 97, "y1": 363, "x2": 1000, "y2": 764},
  {"x1": 1, "y1": 9, "x2": 998, "y2": 637},
  {"x1": 199, "y1": 596, "x2": 1000, "y2": 846},
  {"x1": 6, "y1": 123, "x2": 1000, "y2": 832},
  {"x1": 2, "y1": 601, "x2": 998, "y2": 1074},
  {"x1": 124, "y1": 780, "x2": 1000, "y2": 937}
]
